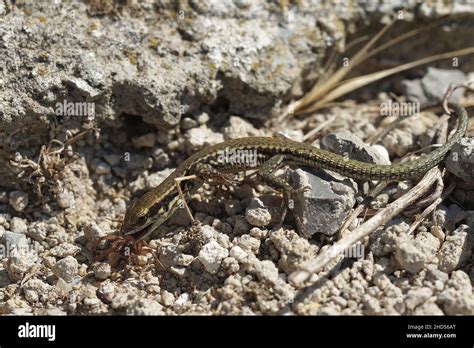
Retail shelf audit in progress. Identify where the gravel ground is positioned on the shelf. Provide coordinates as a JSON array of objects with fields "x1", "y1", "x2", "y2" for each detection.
[{"x1": 0, "y1": 1, "x2": 473, "y2": 315}]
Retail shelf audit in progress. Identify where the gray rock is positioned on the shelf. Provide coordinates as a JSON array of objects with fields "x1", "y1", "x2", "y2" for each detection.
[
  {"x1": 371, "y1": 221, "x2": 409, "y2": 256},
  {"x1": 289, "y1": 168, "x2": 357, "y2": 236},
  {"x1": 41, "y1": 308, "x2": 68, "y2": 315},
  {"x1": 151, "y1": 148, "x2": 171, "y2": 170},
  {"x1": 144, "y1": 169, "x2": 174, "y2": 189},
  {"x1": 161, "y1": 290, "x2": 175, "y2": 307},
  {"x1": 370, "y1": 193, "x2": 390, "y2": 209},
  {"x1": 193, "y1": 224, "x2": 231, "y2": 250},
  {"x1": 173, "y1": 292, "x2": 190, "y2": 310},
  {"x1": 445, "y1": 138, "x2": 474, "y2": 184},
  {"x1": 424, "y1": 264, "x2": 449, "y2": 284},
  {"x1": 8, "y1": 0, "x2": 463, "y2": 132},
  {"x1": 197, "y1": 224, "x2": 219, "y2": 242},
  {"x1": 269, "y1": 228, "x2": 317, "y2": 273},
  {"x1": 170, "y1": 266, "x2": 187, "y2": 278},
  {"x1": 229, "y1": 245, "x2": 249, "y2": 263},
  {"x1": 401, "y1": 68, "x2": 467, "y2": 104},
  {"x1": 413, "y1": 302, "x2": 444, "y2": 315},
  {"x1": 222, "y1": 116, "x2": 260, "y2": 139},
  {"x1": 83, "y1": 298, "x2": 100, "y2": 307},
  {"x1": 221, "y1": 257, "x2": 240, "y2": 275},
  {"x1": 181, "y1": 117, "x2": 198, "y2": 130},
  {"x1": 400, "y1": 79, "x2": 429, "y2": 105},
  {"x1": 321, "y1": 130, "x2": 390, "y2": 166},
  {"x1": 421, "y1": 67, "x2": 467, "y2": 103},
  {"x1": 55, "y1": 278, "x2": 72, "y2": 296},
  {"x1": 64, "y1": 76, "x2": 101, "y2": 98},
  {"x1": 3, "y1": 231, "x2": 29, "y2": 250},
  {"x1": 174, "y1": 253, "x2": 195, "y2": 267}
]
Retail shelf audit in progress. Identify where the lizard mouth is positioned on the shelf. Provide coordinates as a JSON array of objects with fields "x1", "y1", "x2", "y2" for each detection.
[
  {"x1": 120, "y1": 220, "x2": 153, "y2": 241},
  {"x1": 128, "y1": 226, "x2": 152, "y2": 241},
  {"x1": 124, "y1": 217, "x2": 166, "y2": 242}
]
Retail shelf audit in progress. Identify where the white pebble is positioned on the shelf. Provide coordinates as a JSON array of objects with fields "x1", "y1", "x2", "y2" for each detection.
[
  {"x1": 198, "y1": 240, "x2": 229, "y2": 274},
  {"x1": 52, "y1": 256, "x2": 79, "y2": 282}
]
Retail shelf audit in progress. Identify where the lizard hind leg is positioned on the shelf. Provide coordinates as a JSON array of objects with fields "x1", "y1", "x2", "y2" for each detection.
[{"x1": 193, "y1": 162, "x2": 240, "y2": 186}]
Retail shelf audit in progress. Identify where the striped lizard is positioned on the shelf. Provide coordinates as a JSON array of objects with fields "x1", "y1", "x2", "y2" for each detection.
[{"x1": 96, "y1": 103, "x2": 469, "y2": 260}]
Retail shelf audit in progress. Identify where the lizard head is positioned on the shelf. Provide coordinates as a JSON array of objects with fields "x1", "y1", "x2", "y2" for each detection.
[
  {"x1": 120, "y1": 188, "x2": 182, "y2": 240},
  {"x1": 120, "y1": 200, "x2": 151, "y2": 238}
]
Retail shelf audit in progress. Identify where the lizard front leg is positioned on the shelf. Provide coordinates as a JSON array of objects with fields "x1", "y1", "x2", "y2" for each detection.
[{"x1": 256, "y1": 155, "x2": 309, "y2": 226}]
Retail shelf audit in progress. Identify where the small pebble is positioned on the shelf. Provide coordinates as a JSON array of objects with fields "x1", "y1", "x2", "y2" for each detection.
[
  {"x1": 10, "y1": 217, "x2": 28, "y2": 234},
  {"x1": 93, "y1": 262, "x2": 111, "y2": 280},
  {"x1": 9, "y1": 191, "x2": 28, "y2": 212},
  {"x1": 52, "y1": 256, "x2": 79, "y2": 282},
  {"x1": 0, "y1": 191, "x2": 8, "y2": 203},
  {"x1": 136, "y1": 255, "x2": 148, "y2": 266},
  {"x1": 198, "y1": 240, "x2": 228, "y2": 274},
  {"x1": 132, "y1": 133, "x2": 156, "y2": 148},
  {"x1": 245, "y1": 198, "x2": 272, "y2": 227},
  {"x1": 57, "y1": 190, "x2": 75, "y2": 209},
  {"x1": 161, "y1": 290, "x2": 175, "y2": 306},
  {"x1": 181, "y1": 117, "x2": 198, "y2": 130},
  {"x1": 196, "y1": 112, "x2": 209, "y2": 124},
  {"x1": 83, "y1": 298, "x2": 100, "y2": 306},
  {"x1": 49, "y1": 243, "x2": 81, "y2": 257},
  {"x1": 90, "y1": 159, "x2": 111, "y2": 175},
  {"x1": 83, "y1": 223, "x2": 107, "y2": 242}
]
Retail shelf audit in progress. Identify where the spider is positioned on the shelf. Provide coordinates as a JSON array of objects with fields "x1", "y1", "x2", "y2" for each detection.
[{"x1": 95, "y1": 234, "x2": 165, "y2": 270}]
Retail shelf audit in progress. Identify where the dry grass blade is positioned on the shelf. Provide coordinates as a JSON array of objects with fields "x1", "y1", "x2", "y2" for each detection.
[
  {"x1": 297, "y1": 46, "x2": 474, "y2": 114},
  {"x1": 292, "y1": 20, "x2": 395, "y2": 112},
  {"x1": 301, "y1": 114, "x2": 336, "y2": 142},
  {"x1": 362, "y1": 16, "x2": 448, "y2": 62},
  {"x1": 282, "y1": 16, "x2": 471, "y2": 119}
]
